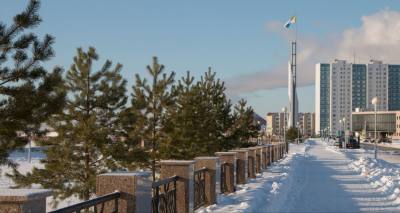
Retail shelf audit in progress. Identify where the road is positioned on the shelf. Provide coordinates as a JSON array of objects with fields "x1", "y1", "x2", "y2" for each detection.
[
  {"x1": 359, "y1": 143, "x2": 400, "y2": 165},
  {"x1": 275, "y1": 139, "x2": 400, "y2": 212}
]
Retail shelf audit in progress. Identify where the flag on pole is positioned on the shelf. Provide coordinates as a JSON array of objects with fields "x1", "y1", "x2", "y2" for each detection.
[{"x1": 284, "y1": 16, "x2": 297, "y2": 28}]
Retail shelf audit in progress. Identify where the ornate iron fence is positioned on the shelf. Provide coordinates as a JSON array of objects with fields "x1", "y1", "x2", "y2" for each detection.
[
  {"x1": 152, "y1": 175, "x2": 179, "y2": 213},
  {"x1": 221, "y1": 162, "x2": 234, "y2": 193},
  {"x1": 49, "y1": 192, "x2": 120, "y2": 213},
  {"x1": 194, "y1": 167, "x2": 207, "y2": 209}
]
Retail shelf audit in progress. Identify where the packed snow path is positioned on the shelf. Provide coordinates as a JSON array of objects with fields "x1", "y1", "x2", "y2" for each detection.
[
  {"x1": 200, "y1": 139, "x2": 400, "y2": 212},
  {"x1": 278, "y1": 139, "x2": 400, "y2": 213}
]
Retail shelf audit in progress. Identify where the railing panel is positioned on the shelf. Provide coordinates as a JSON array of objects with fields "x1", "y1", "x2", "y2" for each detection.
[
  {"x1": 194, "y1": 168, "x2": 207, "y2": 209},
  {"x1": 152, "y1": 175, "x2": 178, "y2": 213},
  {"x1": 220, "y1": 162, "x2": 234, "y2": 194},
  {"x1": 49, "y1": 192, "x2": 120, "y2": 213}
]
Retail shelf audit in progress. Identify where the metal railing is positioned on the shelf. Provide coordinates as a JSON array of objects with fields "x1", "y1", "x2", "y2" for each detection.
[
  {"x1": 194, "y1": 167, "x2": 207, "y2": 209},
  {"x1": 152, "y1": 175, "x2": 179, "y2": 213},
  {"x1": 49, "y1": 192, "x2": 120, "y2": 213},
  {"x1": 220, "y1": 162, "x2": 234, "y2": 194}
]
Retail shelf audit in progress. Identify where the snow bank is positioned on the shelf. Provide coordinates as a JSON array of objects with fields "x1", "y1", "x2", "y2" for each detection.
[{"x1": 349, "y1": 156, "x2": 400, "y2": 204}]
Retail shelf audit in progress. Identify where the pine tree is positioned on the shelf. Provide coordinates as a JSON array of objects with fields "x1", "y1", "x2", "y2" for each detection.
[
  {"x1": 286, "y1": 127, "x2": 302, "y2": 142},
  {"x1": 198, "y1": 68, "x2": 233, "y2": 152},
  {"x1": 163, "y1": 68, "x2": 234, "y2": 157},
  {"x1": 126, "y1": 57, "x2": 175, "y2": 181},
  {"x1": 0, "y1": 0, "x2": 65, "y2": 169},
  {"x1": 229, "y1": 99, "x2": 259, "y2": 148},
  {"x1": 10, "y1": 47, "x2": 127, "y2": 204},
  {"x1": 162, "y1": 71, "x2": 205, "y2": 159}
]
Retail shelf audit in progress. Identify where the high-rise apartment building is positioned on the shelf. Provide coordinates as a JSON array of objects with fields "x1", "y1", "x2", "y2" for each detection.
[
  {"x1": 315, "y1": 63, "x2": 330, "y2": 136},
  {"x1": 315, "y1": 60, "x2": 400, "y2": 135},
  {"x1": 388, "y1": 65, "x2": 400, "y2": 110},
  {"x1": 366, "y1": 60, "x2": 388, "y2": 111}
]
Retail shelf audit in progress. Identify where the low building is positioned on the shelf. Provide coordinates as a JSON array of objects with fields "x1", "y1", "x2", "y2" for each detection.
[{"x1": 352, "y1": 111, "x2": 400, "y2": 139}]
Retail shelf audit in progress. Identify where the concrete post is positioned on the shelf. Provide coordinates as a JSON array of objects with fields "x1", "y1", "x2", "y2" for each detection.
[
  {"x1": 229, "y1": 149, "x2": 248, "y2": 184},
  {"x1": 0, "y1": 189, "x2": 51, "y2": 213},
  {"x1": 267, "y1": 145, "x2": 272, "y2": 165},
  {"x1": 215, "y1": 152, "x2": 236, "y2": 194},
  {"x1": 96, "y1": 172, "x2": 152, "y2": 213},
  {"x1": 245, "y1": 148, "x2": 256, "y2": 178},
  {"x1": 254, "y1": 147, "x2": 262, "y2": 174},
  {"x1": 194, "y1": 157, "x2": 219, "y2": 205},
  {"x1": 261, "y1": 146, "x2": 269, "y2": 169},
  {"x1": 160, "y1": 160, "x2": 195, "y2": 213}
]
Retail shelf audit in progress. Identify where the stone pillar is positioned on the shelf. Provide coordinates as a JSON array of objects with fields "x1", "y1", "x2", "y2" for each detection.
[
  {"x1": 96, "y1": 172, "x2": 152, "y2": 213},
  {"x1": 160, "y1": 160, "x2": 195, "y2": 213},
  {"x1": 271, "y1": 143, "x2": 277, "y2": 162},
  {"x1": 266, "y1": 145, "x2": 272, "y2": 165},
  {"x1": 215, "y1": 152, "x2": 236, "y2": 194},
  {"x1": 194, "y1": 157, "x2": 219, "y2": 205},
  {"x1": 229, "y1": 149, "x2": 248, "y2": 184},
  {"x1": 261, "y1": 146, "x2": 269, "y2": 169},
  {"x1": 0, "y1": 189, "x2": 51, "y2": 213},
  {"x1": 245, "y1": 148, "x2": 256, "y2": 178},
  {"x1": 254, "y1": 147, "x2": 262, "y2": 174}
]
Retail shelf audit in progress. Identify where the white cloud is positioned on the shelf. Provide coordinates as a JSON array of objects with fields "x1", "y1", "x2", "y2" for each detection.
[{"x1": 227, "y1": 9, "x2": 400, "y2": 96}]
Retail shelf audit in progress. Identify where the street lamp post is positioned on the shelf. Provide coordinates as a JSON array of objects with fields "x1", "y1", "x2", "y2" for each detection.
[
  {"x1": 343, "y1": 117, "x2": 347, "y2": 149},
  {"x1": 372, "y1": 97, "x2": 378, "y2": 159},
  {"x1": 296, "y1": 121, "x2": 300, "y2": 144}
]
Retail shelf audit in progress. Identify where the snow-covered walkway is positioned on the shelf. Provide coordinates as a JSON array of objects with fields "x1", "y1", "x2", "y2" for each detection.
[
  {"x1": 278, "y1": 139, "x2": 400, "y2": 212},
  {"x1": 202, "y1": 139, "x2": 400, "y2": 212}
]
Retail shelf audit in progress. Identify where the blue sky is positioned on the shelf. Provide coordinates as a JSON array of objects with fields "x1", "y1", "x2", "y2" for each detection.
[{"x1": 2, "y1": 0, "x2": 400, "y2": 116}]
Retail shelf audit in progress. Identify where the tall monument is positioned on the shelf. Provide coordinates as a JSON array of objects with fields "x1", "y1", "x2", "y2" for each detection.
[
  {"x1": 288, "y1": 42, "x2": 298, "y2": 128},
  {"x1": 284, "y1": 16, "x2": 298, "y2": 128}
]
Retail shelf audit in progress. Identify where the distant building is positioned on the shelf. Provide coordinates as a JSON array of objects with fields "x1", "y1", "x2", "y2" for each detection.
[
  {"x1": 315, "y1": 60, "x2": 400, "y2": 135},
  {"x1": 266, "y1": 112, "x2": 314, "y2": 137},
  {"x1": 298, "y1": 112, "x2": 316, "y2": 137},
  {"x1": 352, "y1": 110, "x2": 400, "y2": 140},
  {"x1": 266, "y1": 112, "x2": 284, "y2": 136}
]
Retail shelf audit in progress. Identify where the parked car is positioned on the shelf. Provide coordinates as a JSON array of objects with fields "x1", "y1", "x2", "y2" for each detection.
[
  {"x1": 378, "y1": 137, "x2": 392, "y2": 143},
  {"x1": 346, "y1": 138, "x2": 360, "y2": 149}
]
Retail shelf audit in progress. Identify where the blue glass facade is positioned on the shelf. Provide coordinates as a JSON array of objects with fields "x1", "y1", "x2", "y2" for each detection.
[
  {"x1": 389, "y1": 65, "x2": 400, "y2": 110},
  {"x1": 352, "y1": 64, "x2": 367, "y2": 110},
  {"x1": 320, "y1": 64, "x2": 330, "y2": 131}
]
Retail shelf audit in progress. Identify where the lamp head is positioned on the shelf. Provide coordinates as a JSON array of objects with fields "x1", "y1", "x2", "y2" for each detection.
[{"x1": 372, "y1": 97, "x2": 378, "y2": 105}]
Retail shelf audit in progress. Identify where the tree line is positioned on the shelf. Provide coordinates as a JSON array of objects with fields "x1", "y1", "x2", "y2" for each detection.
[{"x1": 1, "y1": 0, "x2": 260, "y2": 204}]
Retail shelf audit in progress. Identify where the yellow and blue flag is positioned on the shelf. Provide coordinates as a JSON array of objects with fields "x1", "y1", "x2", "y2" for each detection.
[{"x1": 284, "y1": 16, "x2": 296, "y2": 28}]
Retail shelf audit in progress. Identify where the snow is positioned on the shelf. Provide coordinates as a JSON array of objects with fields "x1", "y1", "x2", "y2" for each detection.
[
  {"x1": 196, "y1": 142, "x2": 306, "y2": 213},
  {"x1": 0, "y1": 148, "x2": 80, "y2": 211},
  {"x1": 198, "y1": 139, "x2": 400, "y2": 212}
]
